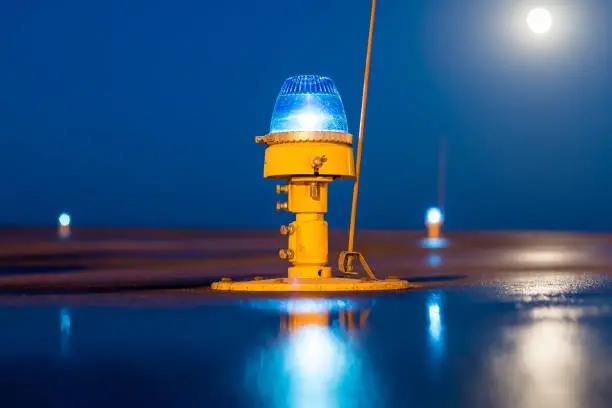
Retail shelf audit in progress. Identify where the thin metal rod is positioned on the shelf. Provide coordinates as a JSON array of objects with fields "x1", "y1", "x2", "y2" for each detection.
[
  {"x1": 437, "y1": 137, "x2": 447, "y2": 211},
  {"x1": 347, "y1": 0, "x2": 377, "y2": 254}
]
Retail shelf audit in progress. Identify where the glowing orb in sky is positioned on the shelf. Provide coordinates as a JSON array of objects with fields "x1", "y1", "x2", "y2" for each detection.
[{"x1": 527, "y1": 8, "x2": 553, "y2": 34}]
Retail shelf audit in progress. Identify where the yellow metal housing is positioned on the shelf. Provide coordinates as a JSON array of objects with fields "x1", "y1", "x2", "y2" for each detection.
[
  {"x1": 210, "y1": 130, "x2": 411, "y2": 292},
  {"x1": 263, "y1": 142, "x2": 354, "y2": 179}
]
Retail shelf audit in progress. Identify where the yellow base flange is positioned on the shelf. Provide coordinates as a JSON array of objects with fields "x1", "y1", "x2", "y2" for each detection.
[{"x1": 210, "y1": 277, "x2": 411, "y2": 292}]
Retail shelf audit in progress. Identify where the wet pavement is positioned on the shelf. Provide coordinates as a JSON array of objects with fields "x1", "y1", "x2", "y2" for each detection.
[
  {"x1": 1, "y1": 274, "x2": 612, "y2": 407},
  {"x1": 1, "y1": 228, "x2": 612, "y2": 407}
]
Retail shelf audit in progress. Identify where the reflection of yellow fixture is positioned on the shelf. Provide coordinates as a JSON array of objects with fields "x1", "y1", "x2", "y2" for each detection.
[
  {"x1": 280, "y1": 308, "x2": 371, "y2": 334},
  {"x1": 282, "y1": 312, "x2": 331, "y2": 333}
]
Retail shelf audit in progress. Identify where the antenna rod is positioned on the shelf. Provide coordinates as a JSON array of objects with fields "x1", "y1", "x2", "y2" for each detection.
[{"x1": 347, "y1": 0, "x2": 377, "y2": 255}]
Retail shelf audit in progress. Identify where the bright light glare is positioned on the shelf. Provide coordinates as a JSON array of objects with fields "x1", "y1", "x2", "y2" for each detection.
[
  {"x1": 428, "y1": 301, "x2": 442, "y2": 343},
  {"x1": 290, "y1": 326, "x2": 342, "y2": 378},
  {"x1": 426, "y1": 293, "x2": 445, "y2": 363},
  {"x1": 426, "y1": 207, "x2": 443, "y2": 225},
  {"x1": 296, "y1": 112, "x2": 325, "y2": 130},
  {"x1": 527, "y1": 8, "x2": 552, "y2": 34},
  {"x1": 58, "y1": 212, "x2": 71, "y2": 227},
  {"x1": 247, "y1": 298, "x2": 354, "y2": 314}
]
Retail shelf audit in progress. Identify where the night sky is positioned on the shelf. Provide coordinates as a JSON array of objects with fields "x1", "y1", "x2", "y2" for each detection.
[{"x1": 1, "y1": 0, "x2": 610, "y2": 231}]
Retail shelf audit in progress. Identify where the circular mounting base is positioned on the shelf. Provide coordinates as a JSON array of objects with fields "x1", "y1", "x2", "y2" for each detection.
[{"x1": 210, "y1": 277, "x2": 411, "y2": 292}]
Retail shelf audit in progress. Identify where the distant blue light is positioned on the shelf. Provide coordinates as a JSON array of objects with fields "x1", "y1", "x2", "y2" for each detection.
[
  {"x1": 58, "y1": 212, "x2": 71, "y2": 227},
  {"x1": 269, "y1": 75, "x2": 349, "y2": 134},
  {"x1": 426, "y1": 207, "x2": 444, "y2": 225}
]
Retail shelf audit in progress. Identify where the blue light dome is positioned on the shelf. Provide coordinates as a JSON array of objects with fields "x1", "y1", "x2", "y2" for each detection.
[
  {"x1": 58, "y1": 212, "x2": 71, "y2": 227},
  {"x1": 269, "y1": 75, "x2": 349, "y2": 134},
  {"x1": 426, "y1": 207, "x2": 444, "y2": 225}
]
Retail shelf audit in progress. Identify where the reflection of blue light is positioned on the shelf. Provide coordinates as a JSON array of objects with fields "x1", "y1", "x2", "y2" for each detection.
[
  {"x1": 246, "y1": 298, "x2": 374, "y2": 315},
  {"x1": 419, "y1": 238, "x2": 450, "y2": 249},
  {"x1": 269, "y1": 75, "x2": 349, "y2": 134},
  {"x1": 427, "y1": 293, "x2": 445, "y2": 359},
  {"x1": 284, "y1": 326, "x2": 369, "y2": 407},
  {"x1": 58, "y1": 212, "x2": 71, "y2": 227},
  {"x1": 289, "y1": 326, "x2": 343, "y2": 379},
  {"x1": 60, "y1": 308, "x2": 71, "y2": 334},
  {"x1": 425, "y1": 207, "x2": 443, "y2": 225},
  {"x1": 244, "y1": 307, "x2": 383, "y2": 406},
  {"x1": 60, "y1": 307, "x2": 71, "y2": 357},
  {"x1": 428, "y1": 303, "x2": 441, "y2": 342},
  {"x1": 426, "y1": 253, "x2": 442, "y2": 267}
]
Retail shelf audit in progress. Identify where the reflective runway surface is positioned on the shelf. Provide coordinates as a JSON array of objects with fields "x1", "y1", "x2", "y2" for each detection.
[{"x1": 2, "y1": 274, "x2": 612, "y2": 408}]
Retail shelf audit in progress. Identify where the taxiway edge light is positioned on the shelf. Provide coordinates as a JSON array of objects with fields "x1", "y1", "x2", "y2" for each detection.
[{"x1": 211, "y1": 75, "x2": 409, "y2": 292}]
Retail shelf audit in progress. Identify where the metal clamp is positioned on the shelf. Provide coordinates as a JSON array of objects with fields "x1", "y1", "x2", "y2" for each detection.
[{"x1": 338, "y1": 250, "x2": 377, "y2": 280}]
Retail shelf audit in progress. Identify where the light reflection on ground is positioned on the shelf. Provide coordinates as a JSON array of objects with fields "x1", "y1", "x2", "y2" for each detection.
[
  {"x1": 419, "y1": 238, "x2": 450, "y2": 249},
  {"x1": 489, "y1": 313, "x2": 591, "y2": 408},
  {"x1": 0, "y1": 275, "x2": 611, "y2": 407},
  {"x1": 244, "y1": 298, "x2": 381, "y2": 408}
]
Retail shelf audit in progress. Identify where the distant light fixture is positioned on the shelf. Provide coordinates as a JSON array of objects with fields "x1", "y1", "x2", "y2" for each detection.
[
  {"x1": 58, "y1": 212, "x2": 71, "y2": 227},
  {"x1": 424, "y1": 207, "x2": 445, "y2": 243},
  {"x1": 527, "y1": 8, "x2": 552, "y2": 34},
  {"x1": 58, "y1": 212, "x2": 72, "y2": 239},
  {"x1": 269, "y1": 75, "x2": 349, "y2": 134}
]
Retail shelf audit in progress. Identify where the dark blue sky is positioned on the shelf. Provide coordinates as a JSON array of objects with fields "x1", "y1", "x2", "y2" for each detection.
[{"x1": 1, "y1": 0, "x2": 611, "y2": 230}]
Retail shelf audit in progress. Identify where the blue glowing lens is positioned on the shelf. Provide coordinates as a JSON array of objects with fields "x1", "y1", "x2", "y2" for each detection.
[
  {"x1": 269, "y1": 75, "x2": 349, "y2": 134},
  {"x1": 58, "y1": 212, "x2": 71, "y2": 226},
  {"x1": 426, "y1": 207, "x2": 444, "y2": 224}
]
